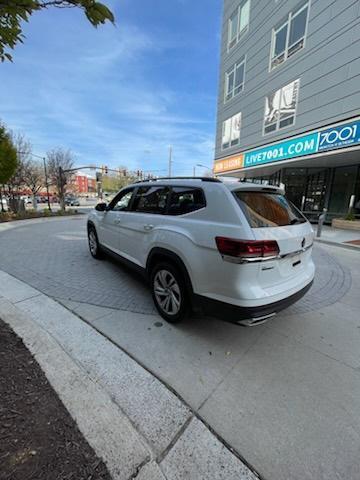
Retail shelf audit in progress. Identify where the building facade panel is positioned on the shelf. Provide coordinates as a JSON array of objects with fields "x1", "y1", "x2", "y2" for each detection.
[
  {"x1": 214, "y1": 0, "x2": 360, "y2": 220},
  {"x1": 215, "y1": 0, "x2": 360, "y2": 159}
]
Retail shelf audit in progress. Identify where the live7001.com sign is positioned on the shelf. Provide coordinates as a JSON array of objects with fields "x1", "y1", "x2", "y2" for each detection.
[{"x1": 243, "y1": 119, "x2": 360, "y2": 168}]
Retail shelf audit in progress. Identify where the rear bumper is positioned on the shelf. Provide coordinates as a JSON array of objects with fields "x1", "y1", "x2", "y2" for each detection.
[{"x1": 193, "y1": 279, "x2": 313, "y2": 325}]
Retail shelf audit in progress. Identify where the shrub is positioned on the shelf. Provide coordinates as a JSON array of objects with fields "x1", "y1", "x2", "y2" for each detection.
[
  {"x1": 344, "y1": 212, "x2": 356, "y2": 221},
  {"x1": 0, "y1": 212, "x2": 11, "y2": 222}
]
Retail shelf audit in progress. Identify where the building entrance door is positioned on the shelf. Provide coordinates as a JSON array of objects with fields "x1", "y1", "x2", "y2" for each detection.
[
  {"x1": 303, "y1": 168, "x2": 328, "y2": 217},
  {"x1": 328, "y1": 165, "x2": 358, "y2": 218}
]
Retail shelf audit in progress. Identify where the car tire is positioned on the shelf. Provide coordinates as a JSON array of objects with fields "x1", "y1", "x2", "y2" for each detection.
[
  {"x1": 88, "y1": 225, "x2": 103, "y2": 259},
  {"x1": 150, "y1": 262, "x2": 189, "y2": 323}
]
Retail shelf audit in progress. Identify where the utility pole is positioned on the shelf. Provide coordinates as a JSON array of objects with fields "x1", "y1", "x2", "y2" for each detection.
[
  {"x1": 43, "y1": 157, "x2": 52, "y2": 212},
  {"x1": 58, "y1": 166, "x2": 65, "y2": 211},
  {"x1": 168, "y1": 145, "x2": 172, "y2": 178},
  {"x1": 193, "y1": 166, "x2": 196, "y2": 177}
]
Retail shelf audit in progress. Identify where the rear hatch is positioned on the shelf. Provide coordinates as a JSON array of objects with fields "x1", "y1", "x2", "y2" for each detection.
[{"x1": 233, "y1": 188, "x2": 314, "y2": 285}]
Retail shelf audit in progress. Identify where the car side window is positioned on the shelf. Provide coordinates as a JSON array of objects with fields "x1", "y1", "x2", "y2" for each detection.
[
  {"x1": 168, "y1": 187, "x2": 206, "y2": 215},
  {"x1": 132, "y1": 186, "x2": 169, "y2": 214},
  {"x1": 109, "y1": 189, "x2": 134, "y2": 212}
]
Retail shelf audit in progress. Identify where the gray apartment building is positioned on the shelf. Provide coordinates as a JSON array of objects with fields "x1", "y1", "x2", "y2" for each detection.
[{"x1": 213, "y1": 0, "x2": 360, "y2": 220}]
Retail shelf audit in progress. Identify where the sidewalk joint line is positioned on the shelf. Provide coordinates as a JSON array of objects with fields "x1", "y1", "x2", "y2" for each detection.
[
  {"x1": 156, "y1": 414, "x2": 194, "y2": 465},
  {"x1": 128, "y1": 456, "x2": 152, "y2": 480},
  {"x1": 14, "y1": 293, "x2": 42, "y2": 304}
]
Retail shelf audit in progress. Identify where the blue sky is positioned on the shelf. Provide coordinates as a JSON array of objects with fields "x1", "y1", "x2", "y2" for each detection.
[{"x1": 0, "y1": 0, "x2": 222, "y2": 176}]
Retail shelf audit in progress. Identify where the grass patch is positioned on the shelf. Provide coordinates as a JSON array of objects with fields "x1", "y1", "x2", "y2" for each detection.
[{"x1": 0, "y1": 210, "x2": 82, "y2": 223}]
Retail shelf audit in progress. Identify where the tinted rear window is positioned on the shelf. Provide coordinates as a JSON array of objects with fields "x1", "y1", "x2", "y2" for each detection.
[{"x1": 234, "y1": 191, "x2": 306, "y2": 228}]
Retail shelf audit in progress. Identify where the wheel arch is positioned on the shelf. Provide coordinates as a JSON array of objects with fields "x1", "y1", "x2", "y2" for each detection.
[
  {"x1": 87, "y1": 220, "x2": 96, "y2": 232},
  {"x1": 146, "y1": 248, "x2": 194, "y2": 296}
]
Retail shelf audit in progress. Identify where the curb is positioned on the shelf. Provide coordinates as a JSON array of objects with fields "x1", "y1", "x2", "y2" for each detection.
[
  {"x1": 0, "y1": 270, "x2": 260, "y2": 480},
  {"x1": 0, "y1": 298, "x2": 151, "y2": 480},
  {"x1": 314, "y1": 237, "x2": 360, "y2": 252},
  {"x1": 0, "y1": 214, "x2": 84, "y2": 232}
]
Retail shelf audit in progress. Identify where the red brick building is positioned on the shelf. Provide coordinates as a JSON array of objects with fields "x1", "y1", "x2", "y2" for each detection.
[{"x1": 69, "y1": 173, "x2": 96, "y2": 195}]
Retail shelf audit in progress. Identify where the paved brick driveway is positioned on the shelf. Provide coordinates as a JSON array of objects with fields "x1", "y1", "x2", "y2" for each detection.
[
  {"x1": 1, "y1": 216, "x2": 359, "y2": 480},
  {"x1": 0, "y1": 216, "x2": 351, "y2": 315}
]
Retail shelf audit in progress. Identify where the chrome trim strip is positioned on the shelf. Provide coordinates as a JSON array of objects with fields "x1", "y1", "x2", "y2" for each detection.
[{"x1": 280, "y1": 243, "x2": 313, "y2": 258}]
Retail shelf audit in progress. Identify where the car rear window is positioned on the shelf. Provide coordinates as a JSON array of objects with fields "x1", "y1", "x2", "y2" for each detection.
[{"x1": 234, "y1": 190, "x2": 307, "y2": 228}]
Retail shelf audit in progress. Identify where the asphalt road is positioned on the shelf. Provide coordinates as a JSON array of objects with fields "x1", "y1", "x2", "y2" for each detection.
[{"x1": 0, "y1": 216, "x2": 359, "y2": 480}]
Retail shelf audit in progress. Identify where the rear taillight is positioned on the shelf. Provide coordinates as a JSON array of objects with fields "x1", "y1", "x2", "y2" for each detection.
[{"x1": 215, "y1": 237, "x2": 279, "y2": 259}]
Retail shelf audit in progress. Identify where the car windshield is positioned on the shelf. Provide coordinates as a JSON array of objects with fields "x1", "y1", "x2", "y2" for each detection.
[{"x1": 234, "y1": 190, "x2": 307, "y2": 228}]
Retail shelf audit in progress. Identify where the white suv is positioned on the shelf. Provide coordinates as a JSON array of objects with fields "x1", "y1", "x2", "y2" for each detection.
[{"x1": 87, "y1": 178, "x2": 315, "y2": 326}]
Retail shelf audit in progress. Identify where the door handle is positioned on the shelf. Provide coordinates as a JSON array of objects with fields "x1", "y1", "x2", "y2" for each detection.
[{"x1": 144, "y1": 224, "x2": 154, "y2": 231}]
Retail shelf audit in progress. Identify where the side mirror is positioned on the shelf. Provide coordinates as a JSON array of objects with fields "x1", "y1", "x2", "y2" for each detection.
[{"x1": 95, "y1": 202, "x2": 107, "y2": 212}]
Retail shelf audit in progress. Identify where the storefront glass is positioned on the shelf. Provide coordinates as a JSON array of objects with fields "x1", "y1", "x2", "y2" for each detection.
[
  {"x1": 328, "y1": 165, "x2": 358, "y2": 216},
  {"x1": 303, "y1": 168, "x2": 328, "y2": 213},
  {"x1": 282, "y1": 167, "x2": 329, "y2": 221},
  {"x1": 282, "y1": 168, "x2": 307, "y2": 209},
  {"x1": 355, "y1": 168, "x2": 360, "y2": 218}
]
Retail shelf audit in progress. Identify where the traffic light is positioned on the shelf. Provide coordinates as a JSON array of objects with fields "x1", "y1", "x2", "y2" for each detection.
[
  {"x1": 96, "y1": 172, "x2": 102, "y2": 182},
  {"x1": 123, "y1": 169, "x2": 127, "y2": 177},
  {"x1": 104, "y1": 166, "x2": 108, "y2": 175}
]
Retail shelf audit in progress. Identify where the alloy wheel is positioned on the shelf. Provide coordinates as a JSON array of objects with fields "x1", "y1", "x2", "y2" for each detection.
[
  {"x1": 88, "y1": 230, "x2": 98, "y2": 256},
  {"x1": 153, "y1": 269, "x2": 181, "y2": 315}
]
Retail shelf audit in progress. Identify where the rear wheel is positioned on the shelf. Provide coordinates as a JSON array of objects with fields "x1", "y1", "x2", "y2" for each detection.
[
  {"x1": 150, "y1": 262, "x2": 188, "y2": 323},
  {"x1": 88, "y1": 225, "x2": 103, "y2": 259}
]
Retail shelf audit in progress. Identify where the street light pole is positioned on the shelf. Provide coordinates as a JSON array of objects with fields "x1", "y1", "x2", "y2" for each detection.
[
  {"x1": 43, "y1": 157, "x2": 52, "y2": 212},
  {"x1": 58, "y1": 166, "x2": 66, "y2": 211},
  {"x1": 196, "y1": 163, "x2": 213, "y2": 173},
  {"x1": 19, "y1": 151, "x2": 52, "y2": 211},
  {"x1": 168, "y1": 145, "x2": 172, "y2": 178}
]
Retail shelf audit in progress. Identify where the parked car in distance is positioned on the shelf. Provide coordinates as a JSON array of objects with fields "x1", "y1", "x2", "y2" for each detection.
[
  {"x1": 65, "y1": 196, "x2": 80, "y2": 206},
  {"x1": 87, "y1": 177, "x2": 315, "y2": 326}
]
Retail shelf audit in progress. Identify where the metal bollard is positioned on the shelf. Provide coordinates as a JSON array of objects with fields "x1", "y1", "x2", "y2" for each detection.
[{"x1": 316, "y1": 209, "x2": 327, "y2": 238}]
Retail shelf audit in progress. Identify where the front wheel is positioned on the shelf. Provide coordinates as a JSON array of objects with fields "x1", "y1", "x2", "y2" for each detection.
[
  {"x1": 150, "y1": 262, "x2": 189, "y2": 323},
  {"x1": 88, "y1": 225, "x2": 103, "y2": 259}
]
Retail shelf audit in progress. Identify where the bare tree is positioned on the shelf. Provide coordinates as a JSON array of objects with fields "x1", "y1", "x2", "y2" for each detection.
[
  {"x1": 47, "y1": 148, "x2": 74, "y2": 210},
  {"x1": 23, "y1": 160, "x2": 44, "y2": 210},
  {"x1": 5, "y1": 133, "x2": 33, "y2": 212},
  {"x1": 6, "y1": 134, "x2": 32, "y2": 197}
]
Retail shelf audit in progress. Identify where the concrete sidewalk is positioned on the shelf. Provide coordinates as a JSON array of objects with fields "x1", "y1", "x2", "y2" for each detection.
[
  {"x1": 314, "y1": 225, "x2": 360, "y2": 250},
  {"x1": 0, "y1": 270, "x2": 259, "y2": 480}
]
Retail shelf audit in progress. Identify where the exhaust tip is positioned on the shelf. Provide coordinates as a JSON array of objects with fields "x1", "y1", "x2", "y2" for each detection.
[{"x1": 237, "y1": 312, "x2": 276, "y2": 327}]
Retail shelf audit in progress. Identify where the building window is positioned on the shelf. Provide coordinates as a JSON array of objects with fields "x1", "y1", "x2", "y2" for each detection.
[
  {"x1": 224, "y1": 57, "x2": 245, "y2": 102},
  {"x1": 222, "y1": 112, "x2": 241, "y2": 149},
  {"x1": 270, "y1": 2, "x2": 309, "y2": 71},
  {"x1": 263, "y1": 79, "x2": 300, "y2": 135},
  {"x1": 227, "y1": 0, "x2": 250, "y2": 51}
]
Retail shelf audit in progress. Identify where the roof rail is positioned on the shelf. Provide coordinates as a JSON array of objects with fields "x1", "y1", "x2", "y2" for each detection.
[{"x1": 134, "y1": 176, "x2": 221, "y2": 184}]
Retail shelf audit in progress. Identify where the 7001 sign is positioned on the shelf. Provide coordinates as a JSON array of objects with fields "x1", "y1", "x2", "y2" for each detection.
[{"x1": 318, "y1": 121, "x2": 360, "y2": 151}]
